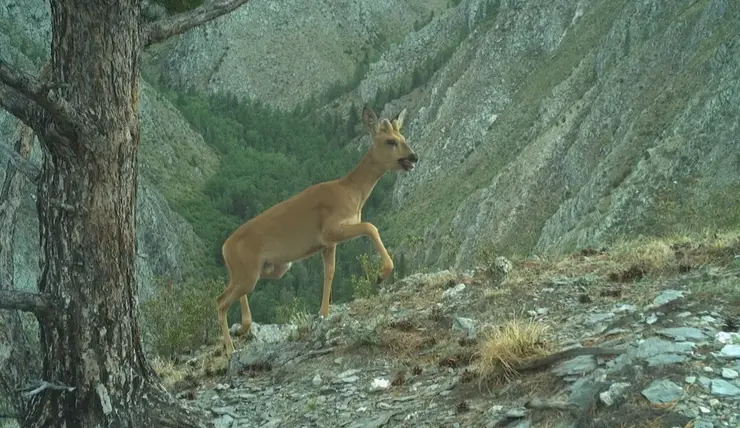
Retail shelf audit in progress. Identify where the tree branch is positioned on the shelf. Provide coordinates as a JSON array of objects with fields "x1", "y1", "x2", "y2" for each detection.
[
  {"x1": 0, "y1": 59, "x2": 81, "y2": 137},
  {"x1": 0, "y1": 142, "x2": 41, "y2": 184},
  {"x1": 0, "y1": 289, "x2": 55, "y2": 316},
  {"x1": 0, "y1": 84, "x2": 44, "y2": 133},
  {"x1": 143, "y1": 0, "x2": 250, "y2": 48}
]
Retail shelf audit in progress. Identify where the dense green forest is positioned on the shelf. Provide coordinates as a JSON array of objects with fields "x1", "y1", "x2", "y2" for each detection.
[{"x1": 146, "y1": 81, "x2": 399, "y2": 335}]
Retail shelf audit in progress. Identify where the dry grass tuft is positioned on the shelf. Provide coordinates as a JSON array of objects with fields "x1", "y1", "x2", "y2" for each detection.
[
  {"x1": 150, "y1": 356, "x2": 191, "y2": 391},
  {"x1": 379, "y1": 328, "x2": 431, "y2": 359},
  {"x1": 611, "y1": 237, "x2": 677, "y2": 273},
  {"x1": 474, "y1": 318, "x2": 552, "y2": 383}
]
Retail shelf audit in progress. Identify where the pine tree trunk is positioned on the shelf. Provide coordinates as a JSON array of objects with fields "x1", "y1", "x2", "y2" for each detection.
[
  {"x1": 16, "y1": 1, "x2": 207, "y2": 426},
  {"x1": 0, "y1": 123, "x2": 39, "y2": 420}
]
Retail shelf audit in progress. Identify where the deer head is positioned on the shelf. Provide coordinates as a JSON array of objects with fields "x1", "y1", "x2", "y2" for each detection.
[{"x1": 362, "y1": 105, "x2": 419, "y2": 172}]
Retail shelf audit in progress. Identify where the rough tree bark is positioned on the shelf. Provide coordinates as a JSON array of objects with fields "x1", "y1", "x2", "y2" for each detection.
[
  {"x1": 0, "y1": 0, "x2": 251, "y2": 426},
  {"x1": 0, "y1": 117, "x2": 40, "y2": 420}
]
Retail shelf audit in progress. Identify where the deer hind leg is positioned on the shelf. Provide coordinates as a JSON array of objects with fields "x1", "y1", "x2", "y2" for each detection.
[
  {"x1": 215, "y1": 255, "x2": 261, "y2": 358},
  {"x1": 231, "y1": 261, "x2": 292, "y2": 337},
  {"x1": 319, "y1": 245, "x2": 336, "y2": 318},
  {"x1": 323, "y1": 222, "x2": 393, "y2": 282}
]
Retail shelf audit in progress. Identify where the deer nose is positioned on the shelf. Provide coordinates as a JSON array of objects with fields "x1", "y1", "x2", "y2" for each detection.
[{"x1": 408, "y1": 153, "x2": 419, "y2": 163}]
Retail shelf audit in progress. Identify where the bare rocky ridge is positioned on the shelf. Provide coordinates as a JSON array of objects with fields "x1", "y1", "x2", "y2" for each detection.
[
  {"x1": 154, "y1": 237, "x2": 740, "y2": 428},
  {"x1": 149, "y1": 0, "x2": 450, "y2": 110}
]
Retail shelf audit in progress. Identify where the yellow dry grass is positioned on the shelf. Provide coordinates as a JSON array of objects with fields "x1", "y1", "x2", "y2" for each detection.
[
  {"x1": 610, "y1": 237, "x2": 677, "y2": 272},
  {"x1": 497, "y1": 229, "x2": 740, "y2": 292},
  {"x1": 150, "y1": 356, "x2": 190, "y2": 391},
  {"x1": 150, "y1": 350, "x2": 228, "y2": 391},
  {"x1": 474, "y1": 318, "x2": 552, "y2": 383},
  {"x1": 380, "y1": 328, "x2": 436, "y2": 360}
]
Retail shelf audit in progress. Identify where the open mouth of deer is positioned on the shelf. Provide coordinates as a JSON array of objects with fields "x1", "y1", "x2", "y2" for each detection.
[{"x1": 398, "y1": 158, "x2": 416, "y2": 171}]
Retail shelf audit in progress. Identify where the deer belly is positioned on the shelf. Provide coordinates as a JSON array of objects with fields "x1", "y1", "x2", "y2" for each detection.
[{"x1": 263, "y1": 236, "x2": 324, "y2": 264}]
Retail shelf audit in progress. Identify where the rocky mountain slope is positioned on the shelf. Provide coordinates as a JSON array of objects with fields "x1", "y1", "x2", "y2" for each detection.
[
  {"x1": 152, "y1": 233, "x2": 740, "y2": 428},
  {"x1": 146, "y1": 0, "x2": 450, "y2": 110},
  {"x1": 0, "y1": 0, "x2": 451, "y2": 297},
  {"x1": 147, "y1": 0, "x2": 740, "y2": 276},
  {"x1": 360, "y1": 0, "x2": 740, "y2": 270},
  {"x1": 5, "y1": 0, "x2": 737, "y2": 294}
]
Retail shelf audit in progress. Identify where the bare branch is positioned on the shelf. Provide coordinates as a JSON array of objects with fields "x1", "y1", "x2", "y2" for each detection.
[
  {"x1": 0, "y1": 59, "x2": 82, "y2": 136},
  {"x1": 16, "y1": 380, "x2": 76, "y2": 398},
  {"x1": 514, "y1": 346, "x2": 626, "y2": 372},
  {"x1": 143, "y1": 0, "x2": 250, "y2": 48},
  {"x1": 0, "y1": 289, "x2": 55, "y2": 316},
  {"x1": 0, "y1": 142, "x2": 41, "y2": 184},
  {"x1": 0, "y1": 84, "x2": 44, "y2": 133}
]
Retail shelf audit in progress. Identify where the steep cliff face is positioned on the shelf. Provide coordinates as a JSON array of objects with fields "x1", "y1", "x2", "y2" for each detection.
[
  {"x1": 372, "y1": 0, "x2": 739, "y2": 270},
  {"x1": 147, "y1": 0, "x2": 449, "y2": 111}
]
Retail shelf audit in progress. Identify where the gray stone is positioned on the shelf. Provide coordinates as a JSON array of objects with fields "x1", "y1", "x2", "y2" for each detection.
[
  {"x1": 709, "y1": 379, "x2": 740, "y2": 396},
  {"x1": 641, "y1": 379, "x2": 684, "y2": 404},
  {"x1": 552, "y1": 355, "x2": 597, "y2": 377},
  {"x1": 698, "y1": 377, "x2": 713, "y2": 388},
  {"x1": 452, "y1": 316, "x2": 477, "y2": 339},
  {"x1": 721, "y1": 367, "x2": 738, "y2": 379},
  {"x1": 229, "y1": 342, "x2": 279, "y2": 375},
  {"x1": 214, "y1": 414, "x2": 235, "y2": 428},
  {"x1": 719, "y1": 344, "x2": 740, "y2": 359},
  {"x1": 646, "y1": 353, "x2": 688, "y2": 366},
  {"x1": 656, "y1": 327, "x2": 707, "y2": 341},
  {"x1": 613, "y1": 304, "x2": 637, "y2": 313},
  {"x1": 586, "y1": 312, "x2": 615, "y2": 324},
  {"x1": 442, "y1": 284, "x2": 466, "y2": 299},
  {"x1": 505, "y1": 408, "x2": 527, "y2": 418},
  {"x1": 568, "y1": 379, "x2": 608, "y2": 411},
  {"x1": 652, "y1": 290, "x2": 685, "y2": 306},
  {"x1": 693, "y1": 422, "x2": 714, "y2": 428},
  {"x1": 631, "y1": 337, "x2": 696, "y2": 359},
  {"x1": 260, "y1": 420, "x2": 282, "y2": 428},
  {"x1": 251, "y1": 322, "x2": 299, "y2": 344},
  {"x1": 599, "y1": 382, "x2": 631, "y2": 406},
  {"x1": 346, "y1": 411, "x2": 395, "y2": 428},
  {"x1": 312, "y1": 374, "x2": 323, "y2": 386}
]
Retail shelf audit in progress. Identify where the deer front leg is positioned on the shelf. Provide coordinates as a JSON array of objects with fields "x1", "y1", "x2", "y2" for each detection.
[
  {"x1": 319, "y1": 245, "x2": 336, "y2": 318},
  {"x1": 323, "y1": 222, "x2": 394, "y2": 283}
]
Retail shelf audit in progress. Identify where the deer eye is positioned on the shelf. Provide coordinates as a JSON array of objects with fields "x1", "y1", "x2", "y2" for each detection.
[{"x1": 386, "y1": 139, "x2": 398, "y2": 146}]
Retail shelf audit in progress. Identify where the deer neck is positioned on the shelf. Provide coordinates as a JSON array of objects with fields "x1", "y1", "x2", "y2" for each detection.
[{"x1": 341, "y1": 148, "x2": 387, "y2": 204}]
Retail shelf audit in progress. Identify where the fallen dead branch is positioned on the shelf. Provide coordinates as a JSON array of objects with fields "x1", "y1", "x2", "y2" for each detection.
[{"x1": 515, "y1": 346, "x2": 626, "y2": 372}]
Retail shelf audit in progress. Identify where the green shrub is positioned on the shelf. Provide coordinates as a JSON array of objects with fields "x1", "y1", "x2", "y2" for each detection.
[
  {"x1": 351, "y1": 252, "x2": 385, "y2": 299},
  {"x1": 140, "y1": 276, "x2": 221, "y2": 358}
]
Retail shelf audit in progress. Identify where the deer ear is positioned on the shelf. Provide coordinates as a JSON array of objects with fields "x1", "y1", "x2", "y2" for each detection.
[
  {"x1": 392, "y1": 107, "x2": 407, "y2": 131},
  {"x1": 362, "y1": 105, "x2": 378, "y2": 133}
]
